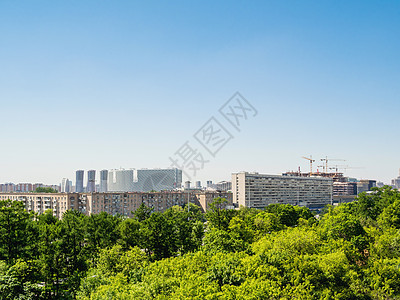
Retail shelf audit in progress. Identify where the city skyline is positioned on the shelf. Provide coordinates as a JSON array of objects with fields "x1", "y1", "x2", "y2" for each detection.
[
  {"x1": 1, "y1": 1, "x2": 399, "y2": 184},
  {"x1": 0, "y1": 164, "x2": 398, "y2": 189}
]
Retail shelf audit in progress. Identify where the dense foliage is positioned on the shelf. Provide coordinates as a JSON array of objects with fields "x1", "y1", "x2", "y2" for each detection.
[
  {"x1": 1, "y1": 187, "x2": 400, "y2": 299},
  {"x1": 34, "y1": 187, "x2": 58, "y2": 193}
]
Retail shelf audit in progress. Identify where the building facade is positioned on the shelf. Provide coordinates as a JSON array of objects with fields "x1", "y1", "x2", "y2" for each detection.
[
  {"x1": 232, "y1": 172, "x2": 333, "y2": 210},
  {"x1": 134, "y1": 168, "x2": 183, "y2": 192},
  {"x1": 61, "y1": 178, "x2": 72, "y2": 193},
  {"x1": 99, "y1": 170, "x2": 108, "y2": 192},
  {"x1": 15, "y1": 183, "x2": 33, "y2": 192},
  {"x1": 0, "y1": 190, "x2": 233, "y2": 219},
  {"x1": 108, "y1": 169, "x2": 135, "y2": 192},
  {"x1": 75, "y1": 170, "x2": 84, "y2": 193},
  {"x1": 357, "y1": 180, "x2": 377, "y2": 194},
  {"x1": 391, "y1": 169, "x2": 400, "y2": 189},
  {"x1": 333, "y1": 182, "x2": 357, "y2": 196},
  {"x1": 0, "y1": 192, "x2": 82, "y2": 219},
  {"x1": 207, "y1": 181, "x2": 232, "y2": 191},
  {"x1": 87, "y1": 170, "x2": 96, "y2": 192}
]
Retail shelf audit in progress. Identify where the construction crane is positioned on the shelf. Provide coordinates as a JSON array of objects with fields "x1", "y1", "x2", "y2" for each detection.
[
  {"x1": 317, "y1": 165, "x2": 325, "y2": 174},
  {"x1": 329, "y1": 165, "x2": 364, "y2": 174},
  {"x1": 302, "y1": 156, "x2": 315, "y2": 176},
  {"x1": 321, "y1": 157, "x2": 346, "y2": 173}
]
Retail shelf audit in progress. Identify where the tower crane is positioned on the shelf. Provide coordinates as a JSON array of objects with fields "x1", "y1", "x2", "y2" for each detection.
[
  {"x1": 302, "y1": 156, "x2": 315, "y2": 176},
  {"x1": 321, "y1": 157, "x2": 346, "y2": 173},
  {"x1": 329, "y1": 165, "x2": 364, "y2": 174}
]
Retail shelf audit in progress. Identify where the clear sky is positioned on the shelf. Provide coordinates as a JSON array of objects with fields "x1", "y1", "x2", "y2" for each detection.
[{"x1": 1, "y1": 0, "x2": 399, "y2": 185}]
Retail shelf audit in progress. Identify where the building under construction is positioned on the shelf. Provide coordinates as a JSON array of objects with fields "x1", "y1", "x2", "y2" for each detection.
[
  {"x1": 283, "y1": 171, "x2": 346, "y2": 182},
  {"x1": 284, "y1": 156, "x2": 373, "y2": 197}
]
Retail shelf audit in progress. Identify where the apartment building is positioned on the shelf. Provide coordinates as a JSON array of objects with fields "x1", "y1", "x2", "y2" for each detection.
[
  {"x1": 0, "y1": 192, "x2": 82, "y2": 219},
  {"x1": 197, "y1": 191, "x2": 234, "y2": 211},
  {"x1": 357, "y1": 180, "x2": 377, "y2": 194},
  {"x1": 0, "y1": 191, "x2": 233, "y2": 219},
  {"x1": 86, "y1": 191, "x2": 233, "y2": 216},
  {"x1": 207, "y1": 181, "x2": 232, "y2": 192},
  {"x1": 232, "y1": 172, "x2": 333, "y2": 210},
  {"x1": 333, "y1": 182, "x2": 357, "y2": 196}
]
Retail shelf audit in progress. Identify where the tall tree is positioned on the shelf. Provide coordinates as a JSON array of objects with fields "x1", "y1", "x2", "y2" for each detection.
[
  {"x1": 205, "y1": 197, "x2": 236, "y2": 231},
  {"x1": 0, "y1": 200, "x2": 36, "y2": 264}
]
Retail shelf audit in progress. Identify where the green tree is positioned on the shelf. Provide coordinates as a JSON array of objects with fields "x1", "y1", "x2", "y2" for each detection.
[
  {"x1": 133, "y1": 203, "x2": 153, "y2": 222},
  {"x1": 141, "y1": 212, "x2": 176, "y2": 260},
  {"x1": 0, "y1": 200, "x2": 37, "y2": 264},
  {"x1": 59, "y1": 210, "x2": 88, "y2": 297},
  {"x1": 37, "y1": 220, "x2": 66, "y2": 298},
  {"x1": 118, "y1": 218, "x2": 141, "y2": 250},
  {"x1": 207, "y1": 253, "x2": 243, "y2": 289},
  {"x1": 264, "y1": 203, "x2": 313, "y2": 227},
  {"x1": 164, "y1": 205, "x2": 204, "y2": 255},
  {"x1": 85, "y1": 212, "x2": 121, "y2": 255},
  {"x1": 321, "y1": 211, "x2": 366, "y2": 241},
  {"x1": 205, "y1": 197, "x2": 236, "y2": 230},
  {"x1": 253, "y1": 211, "x2": 283, "y2": 237},
  {"x1": 0, "y1": 260, "x2": 44, "y2": 300},
  {"x1": 377, "y1": 200, "x2": 400, "y2": 229},
  {"x1": 203, "y1": 229, "x2": 246, "y2": 253},
  {"x1": 34, "y1": 187, "x2": 58, "y2": 193}
]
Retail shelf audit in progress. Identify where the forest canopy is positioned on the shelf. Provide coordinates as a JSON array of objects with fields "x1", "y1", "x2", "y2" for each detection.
[{"x1": 0, "y1": 187, "x2": 400, "y2": 299}]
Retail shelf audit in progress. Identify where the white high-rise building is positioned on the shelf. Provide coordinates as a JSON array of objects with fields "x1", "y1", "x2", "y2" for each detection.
[
  {"x1": 232, "y1": 172, "x2": 333, "y2": 210},
  {"x1": 184, "y1": 181, "x2": 191, "y2": 190},
  {"x1": 134, "y1": 168, "x2": 183, "y2": 192},
  {"x1": 391, "y1": 169, "x2": 400, "y2": 189},
  {"x1": 61, "y1": 178, "x2": 72, "y2": 193},
  {"x1": 108, "y1": 169, "x2": 135, "y2": 192}
]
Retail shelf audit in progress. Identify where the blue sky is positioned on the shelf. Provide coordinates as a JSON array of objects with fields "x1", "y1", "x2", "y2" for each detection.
[{"x1": 1, "y1": 1, "x2": 399, "y2": 185}]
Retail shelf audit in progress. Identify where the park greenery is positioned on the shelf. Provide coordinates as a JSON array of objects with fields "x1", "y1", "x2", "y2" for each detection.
[
  {"x1": 1, "y1": 187, "x2": 400, "y2": 299},
  {"x1": 34, "y1": 187, "x2": 59, "y2": 193}
]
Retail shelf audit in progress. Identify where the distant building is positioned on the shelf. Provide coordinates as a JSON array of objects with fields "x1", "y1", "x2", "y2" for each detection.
[
  {"x1": 134, "y1": 168, "x2": 182, "y2": 192},
  {"x1": 0, "y1": 183, "x2": 15, "y2": 193},
  {"x1": 0, "y1": 192, "x2": 81, "y2": 219},
  {"x1": 184, "y1": 181, "x2": 191, "y2": 190},
  {"x1": 75, "y1": 170, "x2": 84, "y2": 193},
  {"x1": 207, "y1": 181, "x2": 232, "y2": 191},
  {"x1": 108, "y1": 169, "x2": 135, "y2": 192},
  {"x1": 376, "y1": 182, "x2": 385, "y2": 188},
  {"x1": 99, "y1": 170, "x2": 108, "y2": 192},
  {"x1": 87, "y1": 170, "x2": 96, "y2": 192},
  {"x1": 333, "y1": 182, "x2": 357, "y2": 196},
  {"x1": 0, "y1": 190, "x2": 233, "y2": 219},
  {"x1": 357, "y1": 180, "x2": 376, "y2": 194},
  {"x1": 61, "y1": 178, "x2": 72, "y2": 193},
  {"x1": 105, "y1": 168, "x2": 183, "y2": 192},
  {"x1": 85, "y1": 190, "x2": 233, "y2": 216},
  {"x1": 33, "y1": 183, "x2": 44, "y2": 191},
  {"x1": 15, "y1": 183, "x2": 33, "y2": 192},
  {"x1": 391, "y1": 169, "x2": 400, "y2": 189},
  {"x1": 195, "y1": 181, "x2": 202, "y2": 189},
  {"x1": 232, "y1": 172, "x2": 332, "y2": 210},
  {"x1": 393, "y1": 178, "x2": 400, "y2": 189}
]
